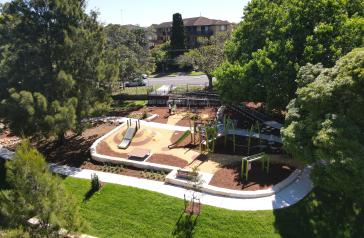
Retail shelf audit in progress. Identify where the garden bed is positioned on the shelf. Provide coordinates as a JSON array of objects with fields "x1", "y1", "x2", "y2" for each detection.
[
  {"x1": 209, "y1": 161, "x2": 295, "y2": 191},
  {"x1": 81, "y1": 160, "x2": 166, "y2": 182}
]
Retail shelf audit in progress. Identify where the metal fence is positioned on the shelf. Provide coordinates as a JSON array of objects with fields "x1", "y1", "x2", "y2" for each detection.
[{"x1": 113, "y1": 83, "x2": 208, "y2": 96}]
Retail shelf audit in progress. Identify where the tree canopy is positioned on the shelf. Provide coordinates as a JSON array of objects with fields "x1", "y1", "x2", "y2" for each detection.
[
  {"x1": 170, "y1": 13, "x2": 186, "y2": 58},
  {"x1": 0, "y1": 0, "x2": 119, "y2": 140},
  {"x1": 215, "y1": 0, "x2": 364, "y2": 111},
  {"x1": 177, "y1": 32, "x2": 230, "y2": 89},
  {"x1": 104, "y1": 24, "x2": 155, "y2": 85},
  {"x1": 0, "y1": 140, "x2": 84, "y2": 236},
  {"x1": 282, "y1": 48, "x2": 364, "y2": 203}
]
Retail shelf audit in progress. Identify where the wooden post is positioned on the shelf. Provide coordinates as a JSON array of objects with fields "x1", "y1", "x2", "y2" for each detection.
[{"x1": 245, "y1": 160, "x2": 249, "y2": 181}]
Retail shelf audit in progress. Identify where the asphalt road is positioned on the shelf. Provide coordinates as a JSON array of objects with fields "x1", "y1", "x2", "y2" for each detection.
[{"x1": 146, "y1": 75, "x2": 210, "y2": 86}]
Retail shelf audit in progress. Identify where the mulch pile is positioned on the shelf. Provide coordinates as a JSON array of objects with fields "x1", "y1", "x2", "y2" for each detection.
[{"x1": 209, "y1": 161, "x2": 295, "y2": 191}]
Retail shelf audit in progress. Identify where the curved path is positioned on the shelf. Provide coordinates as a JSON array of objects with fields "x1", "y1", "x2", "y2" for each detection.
[{"x1": 50, "y1": 164, "x2": 313, "y2": 211}]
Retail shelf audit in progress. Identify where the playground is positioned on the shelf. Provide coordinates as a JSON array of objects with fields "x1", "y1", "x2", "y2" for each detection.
[
  {"x1": 90, "y1": 103, "x2": 301, "y2": 194},
  {"x1": 95, "y1": 121, "x2": 200, "y2": 168}
]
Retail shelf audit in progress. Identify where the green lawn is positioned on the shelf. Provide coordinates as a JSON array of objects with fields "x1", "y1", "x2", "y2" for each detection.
[
  {"x1": 114, "y1": 86, "x2": 155, "y2": 95},
  {"x1": 2, "y1": 168, "x2": 357, "y2": 237},
  {"x1": 65, "y1": 177, "x2": 358, "y2": 238},
  {"x1": 64, "y1": 177, "x2": 280, "y2": 238},
  {"x1": 171, "y1": 85, "x2": 206, "y2": 94},
  {"x1": 150, "y1": 72, "x2": 205, "y2": 78}
]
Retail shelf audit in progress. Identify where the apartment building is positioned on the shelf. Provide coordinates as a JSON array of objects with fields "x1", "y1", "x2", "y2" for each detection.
[{"x1": 155, "y1": 16, "x2": 234, "y2": 48}]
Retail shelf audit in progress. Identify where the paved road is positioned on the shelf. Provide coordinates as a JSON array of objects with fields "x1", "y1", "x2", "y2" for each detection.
[{"x1": 146, "y1": 75, "x2": 210, "y2": 86}]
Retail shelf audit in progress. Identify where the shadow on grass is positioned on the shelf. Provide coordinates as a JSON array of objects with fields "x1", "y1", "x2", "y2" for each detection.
[
  {"x1": 0, "y1": 159, "x2": 8, "y2": 189},
  {"x1": 173, "y1": 213, "x2": 199, "y2": 238},
  {"x1": 83, "y1": 189, "x2": 96, "y2": 202},
  {"x1": 274, "y1": 188, "x2": 364, "y2": 238}
]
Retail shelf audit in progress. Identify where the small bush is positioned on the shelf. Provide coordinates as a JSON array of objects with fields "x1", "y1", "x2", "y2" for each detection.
[
  {"x1": 142, "y1": 109, "x2": 148, "y2": 119},
  {"x1": 91, "y1": 173, "x2": 101, "y2": 192}
]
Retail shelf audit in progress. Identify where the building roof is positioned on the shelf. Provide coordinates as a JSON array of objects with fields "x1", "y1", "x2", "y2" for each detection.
[{"x1": 156, "y1": 16, "x2": 231, "y2": 28}]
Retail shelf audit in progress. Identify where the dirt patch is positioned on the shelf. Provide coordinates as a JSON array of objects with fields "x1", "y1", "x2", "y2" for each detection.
[
  {"x1": 209, "y1": 161, "x2": 295, "y2": 191},
  {"x1": 146, "y1": 154, "x2": 188, "y2": 168},
  {"x1": 36, "y1": 122, "x2": 117, "y2": 167}
]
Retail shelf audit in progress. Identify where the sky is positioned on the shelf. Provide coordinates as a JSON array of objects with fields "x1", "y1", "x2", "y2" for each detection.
[{"x1": 0, "y1": 0, "x2": 249, "y2": 26}]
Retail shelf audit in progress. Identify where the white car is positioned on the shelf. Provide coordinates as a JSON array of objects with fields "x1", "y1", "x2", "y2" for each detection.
[{"x1": 124, "y1": 78, "x2": 146, "y2": 87}]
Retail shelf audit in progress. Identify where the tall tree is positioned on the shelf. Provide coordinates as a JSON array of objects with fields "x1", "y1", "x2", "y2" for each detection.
[
  {"x1": 177, "y1": 32, "x2": 230, "y2": 89},
  {"x1": 170, "y1": 13, "x2": 186, "y2": 58},
  {"x1": 0, "y1": 0, "x2": 119, "y2": 141},
  {"x1": 104, "y1": 24, "x2": 155, "y2": 87},
  {"x1": 0, "y1": 140, "x2": 85, "y2": 236},
  {"x1": 281, "y1": 48, "x2": 364, "y2": 236},
  {"x1": 215, "y1": 0, "x2": 364, "y2": 111}
]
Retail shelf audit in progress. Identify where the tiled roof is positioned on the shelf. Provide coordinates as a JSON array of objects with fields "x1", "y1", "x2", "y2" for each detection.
[{"x1": 156, "y1": 17, "x2": 230, "y2": 28}]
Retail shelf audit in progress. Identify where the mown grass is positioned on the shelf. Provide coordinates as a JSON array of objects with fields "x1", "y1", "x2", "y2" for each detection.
[
  {"x1": 3, "y1": 170, "x2": 357, "y2": 237},
  {"x1": 114, "y1": 86, "x2": 155, "y2": 95},
  {"x1": 171, "y1": 85, "x2": 206, "y2": 94},
  {"x1": 64, "y1": 177, "x2": 280, "y2": 238}
]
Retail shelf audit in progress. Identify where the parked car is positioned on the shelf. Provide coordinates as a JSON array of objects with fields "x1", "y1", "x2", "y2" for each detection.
[
  {"x1": 142, "y1": 74, "x2": 148, "y2": 79},
  {"x1": 124, "y1": 78, "x2": 146, "y2": 87}
]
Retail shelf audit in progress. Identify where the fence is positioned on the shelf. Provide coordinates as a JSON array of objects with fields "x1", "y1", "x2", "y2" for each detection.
[{"x1": 113, "y1": 83, "x2": 208, "y2": 96}]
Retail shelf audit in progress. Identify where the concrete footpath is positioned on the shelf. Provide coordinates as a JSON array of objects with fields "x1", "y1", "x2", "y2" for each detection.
[{"x1": 50, "y1": 164, "x2": 313, "y2": 211}]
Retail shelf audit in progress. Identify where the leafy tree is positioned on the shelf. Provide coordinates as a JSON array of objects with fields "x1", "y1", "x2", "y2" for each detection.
[
  {"x1": 0, "y1": 0, "x2": 118, "y2": 141},
  {"x1": 0, "y1": 140, "x2": 85, "y2": 236},
  {"x1": 151, "y1": 41, "x2": 170, "y2": 73},
  {"x1": 170, "y1": 13, "x2": 186, "y2": 58},
  {"x1": 281, "y1": 48, "x2": 364, "y2": 229},
  {"x1": 216, "y1": 0, "x2": 364, "y2": 111},
  {"x1": 177, "y1": 32, "x2": 230, "y2": 89},
  {"x1": 104, "y1": 24, "x2": 155, "y2": 87}
]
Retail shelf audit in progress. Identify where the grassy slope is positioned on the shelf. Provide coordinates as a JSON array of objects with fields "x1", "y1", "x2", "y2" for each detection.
[{"x1": 64, "y1": 177, "x2": 280, "y2": 238}]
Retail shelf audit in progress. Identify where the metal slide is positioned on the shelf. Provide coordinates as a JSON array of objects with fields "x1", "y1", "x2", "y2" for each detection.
[{"x1": 118, "y1": 127, "x2": 137, "y2": 149}]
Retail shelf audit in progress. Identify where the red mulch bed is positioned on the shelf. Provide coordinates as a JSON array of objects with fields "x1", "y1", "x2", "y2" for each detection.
[
  {"x1": 148, "y1": 107, "x2": 169, "y2": 123},
  {"x1": 96, "y1": 141, "x2": 128, "y2": 158},
  {"x1": 175, "y1": 118, "x2": 192, "y2": 127},
  {"x1": 170, "y1": 131, "x2": 194, "y2": 147},
  {"x1": 209, "y1": 161, "x2": 295, "y2": 191},
  {"x1": 146, "y1": 154, "x2": 188, "y2": 168},
  {"x1": 146, "y1": 107, "x2": 217, "y2": 125}
]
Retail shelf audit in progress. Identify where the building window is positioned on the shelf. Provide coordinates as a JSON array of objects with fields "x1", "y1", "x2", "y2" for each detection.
[
  {"x1": 201, "y1": 25, "x2": 209, "y2": 32},
  {"x1": 220, "y1": 25, "x2": 226, "y2": 31}
]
